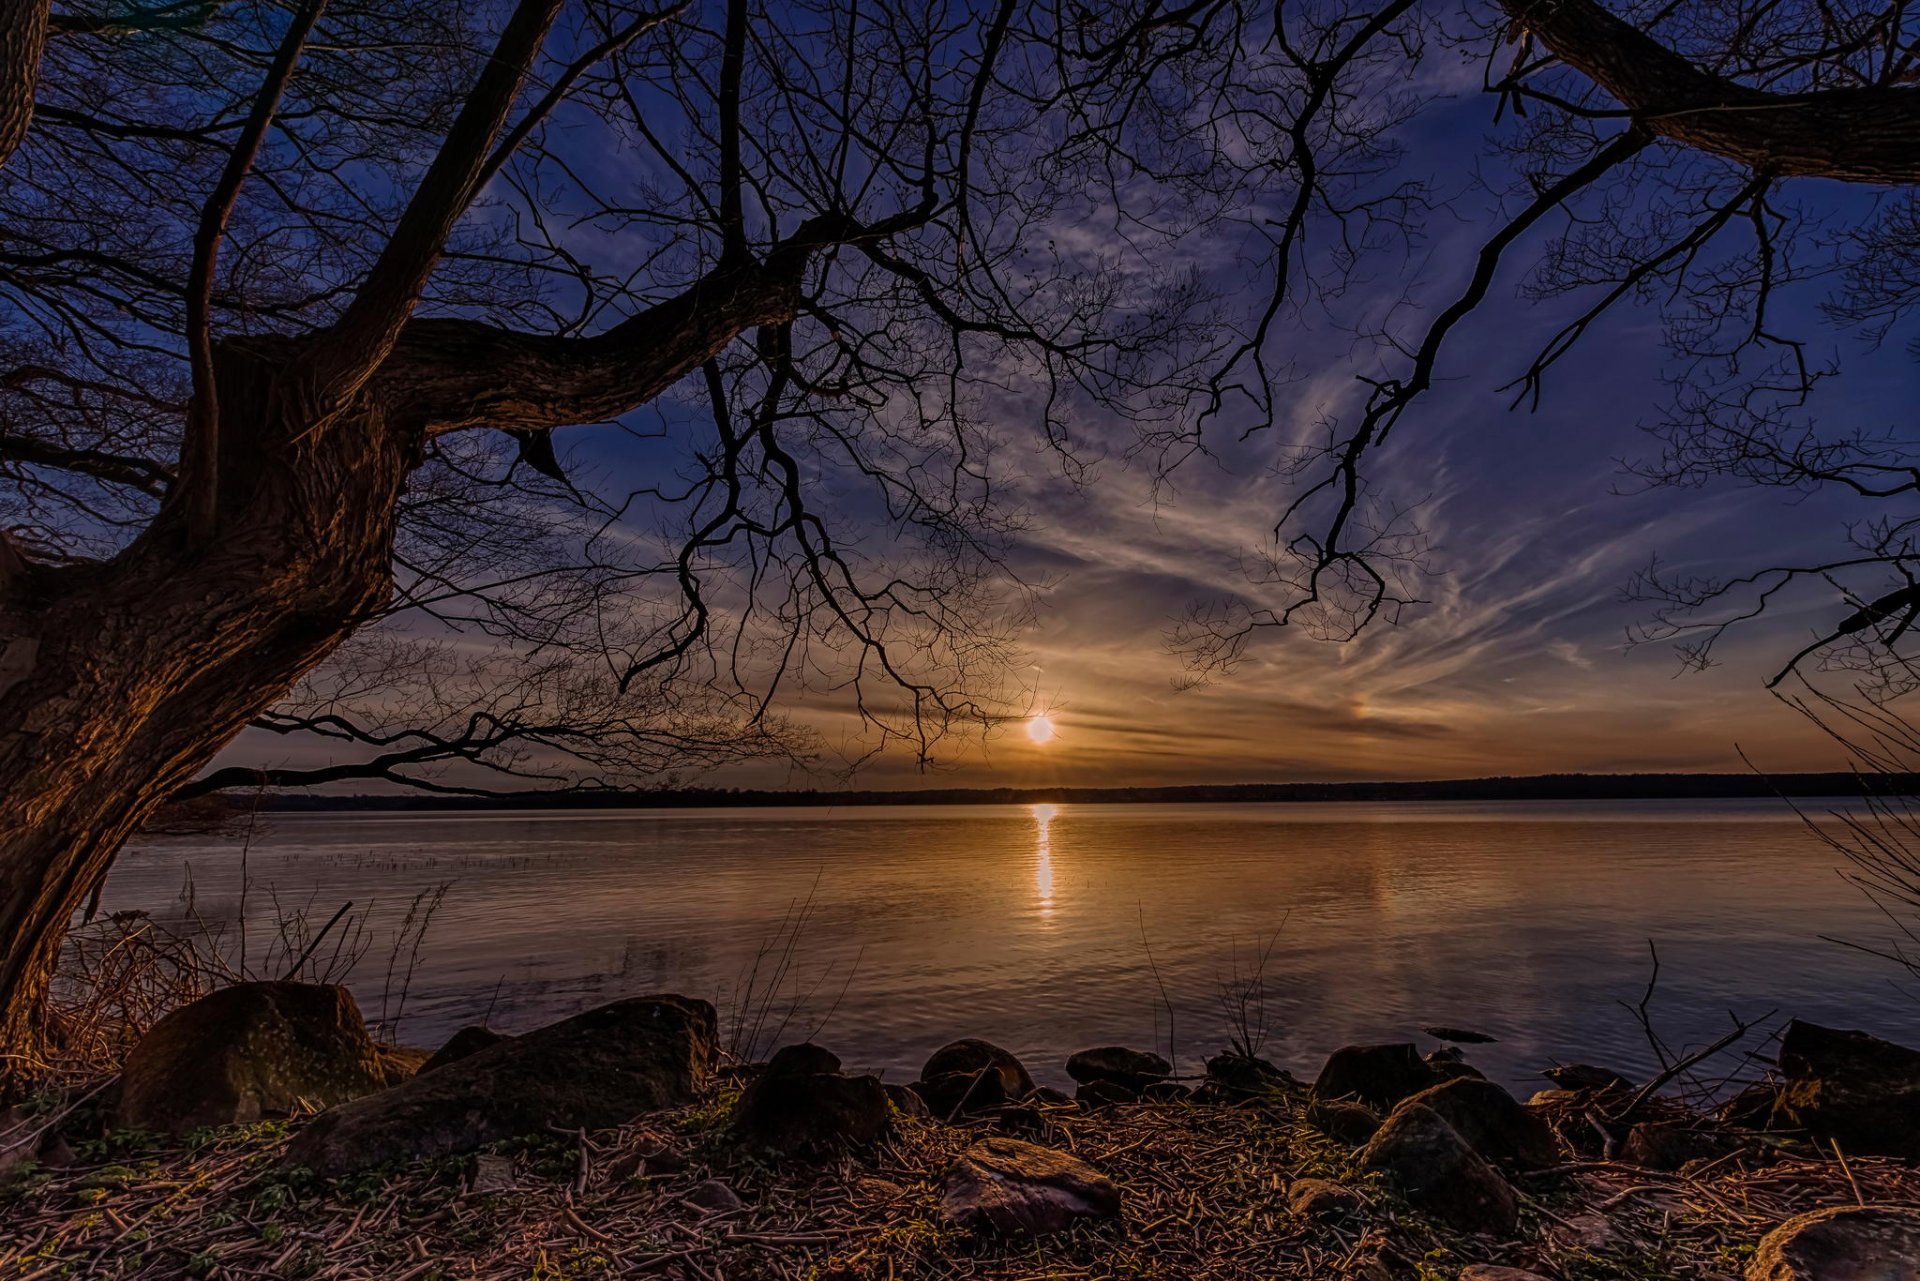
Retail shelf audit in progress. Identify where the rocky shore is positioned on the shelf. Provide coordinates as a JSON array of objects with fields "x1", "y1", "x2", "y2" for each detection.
[{"x1": 4, "y1": 981, "x2": 1920, "y2": 1279}]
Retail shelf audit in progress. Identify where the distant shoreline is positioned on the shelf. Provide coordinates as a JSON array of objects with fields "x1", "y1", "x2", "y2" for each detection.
[{"x1": 235, "y1": 771, "x2": 1915, "y2": 812}]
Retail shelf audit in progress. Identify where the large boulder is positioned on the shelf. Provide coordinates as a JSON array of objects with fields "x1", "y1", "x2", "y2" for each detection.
[
  {"x1": 923, "y1": 1039, "x2": 1034, "y2": 1095},
  {"x1": 1066, "y1": 1047, "x2": 1170, "y2": 1091},
  {"x1": 282, "y1": 995, "x2": 714, "y2": 1177},
  {"x1": 1313, "y1": 1043, "x2": 1440, "y2": 1111},
  {"x1": 1204, "y1": 1051, "x2": 1292, "y2": 1100},
  {"x1": 914, "y1": 1039, "x2": 1034, "y2": 1118},
  {"x1": 1774, "y1": 1019, "x2": 1920, "y2": 1160},
  {"x1": 117, "y1": 982, "x2": 389, "y2": 1134},
  {"x1": 729, "y1": 1042, "x2": 893, "y2": 1159},
  {"x1": 1397, "y1": 1077, "x2": 1559, "y2": 1171},
  {"x1": 1359, "y1": 1103, "x2": 1518, "y2": 1234},
  {"x1": 1747, "y1": 1205, "x2": 1920, "y2": 1281},
  {"x1": 420, "y1": 1026, "x2": 506, "y2": 1075},
  {"x1": 940, "y1": 1136, "x2": 1121, "y2": 1236}
]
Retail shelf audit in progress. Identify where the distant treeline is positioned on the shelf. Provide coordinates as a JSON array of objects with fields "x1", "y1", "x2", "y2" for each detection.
[{"x1": 242, "y1": 772, "x2": 1917, "y2": 812}]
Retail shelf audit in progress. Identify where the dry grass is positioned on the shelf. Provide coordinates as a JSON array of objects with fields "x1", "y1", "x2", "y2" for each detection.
[{"x1": 4, "y1": 1079, "x2": 1914, "y2": 1281}]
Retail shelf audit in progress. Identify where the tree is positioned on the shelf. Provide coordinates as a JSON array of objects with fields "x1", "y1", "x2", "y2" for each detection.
[
  {"x1": 1158, "y1": 0, "x2": 1920, "y2": 694},
  {"x1": 0, "y1": 0, "x2": 1222, "y2": 1085},
  {"x1": 3, "y1": 0, "x2": 1917, "y2": 1088}
]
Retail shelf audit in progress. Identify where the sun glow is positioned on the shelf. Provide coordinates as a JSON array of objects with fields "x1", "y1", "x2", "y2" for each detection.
[{"x1": 1025, "y1": 714, "x2": 1057, "y2": 744}]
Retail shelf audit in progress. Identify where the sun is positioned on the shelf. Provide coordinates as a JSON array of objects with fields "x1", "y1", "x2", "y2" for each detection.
[{"x1": 1025, "y1": 714, "x2": 1057, "y2": 744}]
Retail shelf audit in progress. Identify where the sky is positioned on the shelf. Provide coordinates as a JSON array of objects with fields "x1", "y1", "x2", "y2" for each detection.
[{"x1": 207, "y1": 15, "x2": 1920, "y2": 794}]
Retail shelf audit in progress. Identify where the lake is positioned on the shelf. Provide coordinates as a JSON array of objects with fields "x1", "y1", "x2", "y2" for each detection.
[{"x1": 97, "y1": 799, "x2": 1919, "y2": 1093}]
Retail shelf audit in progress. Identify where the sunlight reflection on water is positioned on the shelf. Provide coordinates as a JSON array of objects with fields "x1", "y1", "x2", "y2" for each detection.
[{"x1": 102, "y1": 799, "x2": 1920, "y2": 1090}]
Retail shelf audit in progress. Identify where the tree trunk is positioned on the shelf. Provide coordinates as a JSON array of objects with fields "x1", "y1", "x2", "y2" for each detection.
[{"x1": 0, "y1": 345, "x2": 413, "y2": 1093}]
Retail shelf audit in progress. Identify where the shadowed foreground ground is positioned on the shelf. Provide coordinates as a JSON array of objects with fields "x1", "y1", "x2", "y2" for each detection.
[{"x1": 3, "y1": 1079, "x2": 1910, "y2": 1280}]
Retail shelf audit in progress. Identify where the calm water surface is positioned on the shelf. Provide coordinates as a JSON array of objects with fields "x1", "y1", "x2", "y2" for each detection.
[{"x1": 101, "y1": 800, "x2": 1920, "y2": 1091}]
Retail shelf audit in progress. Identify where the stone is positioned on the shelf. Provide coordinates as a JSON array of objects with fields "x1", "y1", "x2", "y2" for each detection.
[
  {"x1": 1542, "y1": 1063, "x2": 1634, "y2": 1092},
  {"x1": 376, "y1": 1045, "x2": 431, "y2": 1085},
  {"x1": 1425, "y1": 1048, "x2": 1487, "y2": 1081},
  {"x1": 282, "y1": 994, "x2": 714, "y2": 1177},
  {"x1": 1619, "y1": 1121, "x2": 1740, "y2": 1172},
  {"x1": 993, "y1": 1103, "x2": 1050, "y2": 1137},
  {"x1": 1065, "y1": 1046, "x2": 1171, "y2": 1090},
  {"x1": 686, "y1": 1179, "x2": 745, "y2": 1213},
  {"x1": 1397, "y1": 1077, "x2": 1559, "y2": 1170},
  {"x1": 421, "y1": 1026, "x2": 506, "y2": 1075},
  {"x1": 883, "y1": 1082, "x2": 931, "y2": 1118},
  {"x1": 1775, "y1": 1019, "x2": 1920, "y2": 1160},
  {"x1": 1313, "y1": 1043, "x2": 1440, "y2": 1111},
  {"x1": 1422, "y1": 1025, "x2": 1498, "y2": 1044},
  {"x1": 1141, "y1": 1081, "x2": 1192, "y2": 1103},
  {"x1": 469, "y1": 1153, "x2": 515, "y2": 1194},
  {"x1": 914, "y1": 1068, "x2": 1010, "y2": 1118},
  {"x1": 940, "y1": 1136, "x2": 1121, "y2": 1236},
  {"x1": 1288, "y1": 1177, "x2": 1363, "y2": 1219},
  {"x1": 1747, "y1": 1205, "x2": 1920, "y2": 1281},
  {"x1": 117, "y1": 982, "x2": 390, "y2": 1134},
  {"x1": 1205, "y1": 1051, "x2": 1292, "y2": 1099},
  {"x1": 1076, "y1": 1079, "x2": 1138, "y2": 1109},
  {"x1": 729, "y1": 1048, "x2": 893, "y2": 1159},
  {"x1": 1720, "y1": 1083, "x2": 1780, "y2": 1130},
  {"x1": 1027, "y1": 1085, "x2": 1073, "y2": 1106},
  {"x1": 1460, "y1": 1269, "x2": 1553, "y2": 1281},
  {"x1": 764, "y1": 1042, "x2": 841, "y2": 1076},
  {"x1": 922, "y1": 1039, "x2": 1035, "y2": 1099},
  {"x1": 1309, "y1": 1099, "x2": 1381, "y2": 1145},
  {"x1": 1359, "y1": 1103, "x2": 1518, "y2": 1234}
]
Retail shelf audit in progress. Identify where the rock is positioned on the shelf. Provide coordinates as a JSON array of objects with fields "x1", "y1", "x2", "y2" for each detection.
[
  {"x1": 1542, "y1": 1063, "x2": 1634, "y2": 1092},
  {"x1": 1720, "y1": 1083, "x2": 1780, "y2": 1130},
  {"x1": 1359, "y1": 1103, "x2": 1518, "y2": 1234},
  {"x1": 729, "y1": 1046, "x2": 893, "y2": 1159},
  {"x1": 940, "y1": 1136, "x2": 1121, "y2": 1236},
  {"x1": 1422, "y1": 1025, "x2": 1498, "y2": 1044},
  {"x1": 1205, "y1": 1051, "x2": 1292, "y2": 1099},
  {"x1": 1313, "y1": 1043, "x2": 1440, "y2": 1111},
  {"x1": 282, "y1": 995, "x2": 714, "y2": 1177},
  {"x1": 883, "y1": 1082, "x2": 931, "y2": 1118},
  {"x1": 376, "y1": 1045, "x2": 431, "y2": 1085},
  {"x1": 1288, "y1": 1177, "x2": 1364, "y2": 1219},
  {"x1": 1460, "y1": 1269, "x2": 1553, "y2": 1281},
  {"x1": 1309, "y1": 1099, "x2": 1381, "y2": 1145},
  {"x1": 1027, "y1": 1085, "x2": 1073, "y2": 1106},
  {"x1": 1747, "y1": 1205, "x2": 1920, "y2": 1281},
  {"x1": 1424, "y1": 1046, "x2": 1487, "y2": 1081},
  {"x1": 1397, "y1": 1078, "x2": 1559, "y2": 1170},
  {"x1": 421, "y1": 1026, "x2": 507, "y2": 1075},
  {"x1": 914, "y1": 1068, "x2": 1010, "y2": 1118},
  {"x1": 1076, "y1": 1080, "x2": 1138, "y2": 1109},
  {"x1": 35, "y1": 1131, "x2": 75, "y2": 1169},
  {"x1": 685, "y1": 1179, "x2": 745, "y2": 1213},
  {"x1": 764, "y1": 1042, "x2": 841, "y2": 1076},
  {"x1": 1142, "y1": 1081, "x2": 1192, "y2": 1103},
  {"x1": 922, "y1": 1039, "x2": 1035, "y2": 1099},
  {"x1": 1619, "y1": 1121, "x2": 1740, "y2": 1172},
  {"x1": 1775, "y1": 1019, "x2": 1920, "y2": 1160},
  {"x1": 469, "y1": 1153, "x2": 515, "y2": 1194},
  {"x1": 117, "y1": 982, "x2": 390, "y2": 1134},
  {"x1": 1066, "y1": 1047, "x2": 1170, "y2": 1090},
  {"x1": 993, "y1": 1104, "x2": 1050, "y2": 1137}
]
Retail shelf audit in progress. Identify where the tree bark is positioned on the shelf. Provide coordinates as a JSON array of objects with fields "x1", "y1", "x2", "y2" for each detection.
[
  {"x1": 1502, "y1": 0, "x2": 1920, "y2": 184},
  {"x1": 0, "y1": 344, "x2": 413, "y2": 1090}
]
